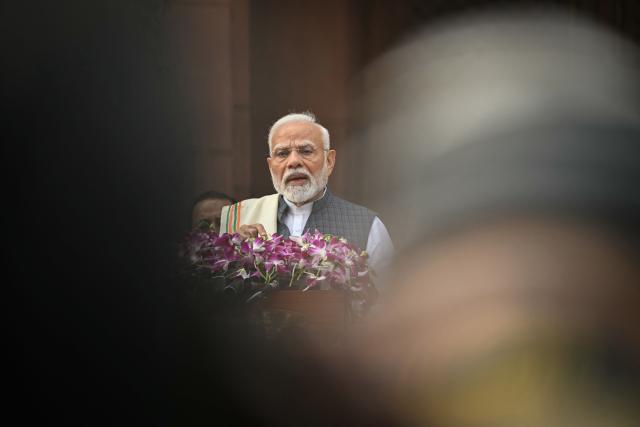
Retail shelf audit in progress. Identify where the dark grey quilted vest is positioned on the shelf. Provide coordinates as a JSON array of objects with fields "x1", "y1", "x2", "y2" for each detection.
[{"x1": 277, "y1": 188, "x2": 376, "y2": 250}]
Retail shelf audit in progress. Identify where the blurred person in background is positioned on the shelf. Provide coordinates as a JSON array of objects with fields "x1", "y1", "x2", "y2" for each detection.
[
  {"x1": 191, "y1": 190, "x2": 236, "y2": 231},
  {"x1": 351, "y1": 5, "x2": 640, "y2": 427}
]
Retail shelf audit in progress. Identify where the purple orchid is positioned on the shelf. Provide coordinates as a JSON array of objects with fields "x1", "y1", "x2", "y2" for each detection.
[{"x1": 179, "y1": 228, "x2": 375, "y2": 308}]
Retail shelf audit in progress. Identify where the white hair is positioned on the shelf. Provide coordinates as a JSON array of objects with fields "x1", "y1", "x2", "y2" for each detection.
[{"x1": 267, "y1": 111, "x2": 330, "y2": 153}]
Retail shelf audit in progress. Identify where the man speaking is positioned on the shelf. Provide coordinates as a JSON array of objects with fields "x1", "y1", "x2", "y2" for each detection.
[{"x1": 220, "y1": 112, "x2": 394, "y2": 276}]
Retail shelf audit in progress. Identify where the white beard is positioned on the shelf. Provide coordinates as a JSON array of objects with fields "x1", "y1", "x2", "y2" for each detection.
[{"x1": 271, "y1": 162, "x2": 329, "y2": 205}]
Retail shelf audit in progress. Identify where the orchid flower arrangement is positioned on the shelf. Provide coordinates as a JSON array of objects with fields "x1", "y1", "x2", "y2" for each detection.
[{"x1": 179, "y1": 229, "x2": 376, "y2": 307}]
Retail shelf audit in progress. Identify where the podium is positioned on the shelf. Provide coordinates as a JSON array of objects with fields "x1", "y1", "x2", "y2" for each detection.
[{"x1": 256, "y1": 289, "x2": 348, "y2": 345}]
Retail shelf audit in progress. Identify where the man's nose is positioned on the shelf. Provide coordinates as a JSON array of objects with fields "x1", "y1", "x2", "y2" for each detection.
[{"x1": 286, "y1": 149, "x2": 303, "y2": 168}]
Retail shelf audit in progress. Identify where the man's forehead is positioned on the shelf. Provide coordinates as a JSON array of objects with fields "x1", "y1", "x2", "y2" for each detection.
[
  {"x1": 273, "y1": 121, "x2": 322, "y2": 142},
  {"x1": 272, "y1": 139, "x2": 316, "y2": 150}
]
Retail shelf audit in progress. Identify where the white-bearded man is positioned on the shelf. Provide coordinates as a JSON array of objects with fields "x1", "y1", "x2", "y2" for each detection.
[{"x1": 220, "y1": 111, "x2": 394, "y2": 281}]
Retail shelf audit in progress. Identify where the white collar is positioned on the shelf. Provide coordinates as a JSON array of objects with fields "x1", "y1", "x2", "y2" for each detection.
[{"x1": 283, "y1": 187, "x2": 327, "y2": 213}]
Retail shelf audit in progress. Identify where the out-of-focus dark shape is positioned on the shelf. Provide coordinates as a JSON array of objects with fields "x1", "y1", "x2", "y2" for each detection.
[
  {"x1": 352, "y1": 6, "x2": 640, "y2": 427},
  {"x1": 6, "y1": 1, "x2": 195, "y2": 424}
]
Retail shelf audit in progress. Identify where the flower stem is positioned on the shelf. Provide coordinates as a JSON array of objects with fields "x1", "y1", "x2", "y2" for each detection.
[{"x1": 288, "y1": 264, "x2": 297, "y2": 287}]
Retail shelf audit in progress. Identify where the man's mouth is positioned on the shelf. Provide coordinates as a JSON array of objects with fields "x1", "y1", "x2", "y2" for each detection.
[{"x1": 285, "y1": 173, "x2": 309, "y2": 186}]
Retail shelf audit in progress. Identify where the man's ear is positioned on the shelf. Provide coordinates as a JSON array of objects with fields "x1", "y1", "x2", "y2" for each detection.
[{"x1": 326, "y1": 149, "x2": 336, "y2": 175}]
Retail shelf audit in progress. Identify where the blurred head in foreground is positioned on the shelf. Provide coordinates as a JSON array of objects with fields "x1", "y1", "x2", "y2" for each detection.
[{"x1": 354, "y1": 6, "x2": 640, "y2": 427}]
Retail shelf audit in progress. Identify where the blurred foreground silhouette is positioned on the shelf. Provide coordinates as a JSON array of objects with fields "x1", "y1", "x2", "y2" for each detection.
[{"x1": 351, "y1": 5, "x2": 640, "y2": 427}]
